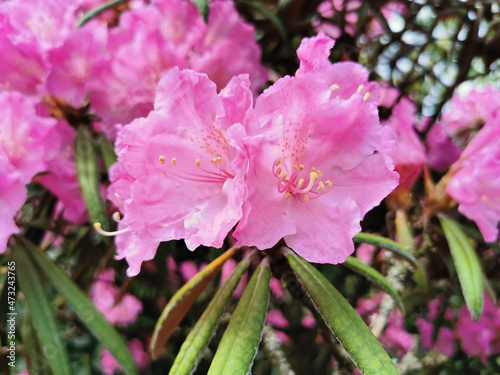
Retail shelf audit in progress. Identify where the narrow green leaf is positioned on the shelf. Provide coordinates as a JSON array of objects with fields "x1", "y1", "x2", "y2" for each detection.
[
  {"x1": 208, "y1": 260, "x2": 270, "y2": 375},
  {"x1": 191, "y1": 0, "x2": 209, "y2": 20},
  {"x1": 99, "y1": 136, "x2": 118, "y2": 171},
  {"x1": 438, "y1": 215, "x2": 484, "y2": 321},
  {"x1": 150, "y1": 247, "x2": 240, "y2": 359},
  {"x1": 353, "y1": 232, "x2": 417, "y2": 266},
  {"x1": 75, "y1": 126, "x2": 108, "y2": 230},
  {"x1": 242, "y1": 1, "x2": 287, "y2": 41},
  {"x1": 286, "y1": 250, "x2": 399, "y2": 375},
  {"x1": 23, "y1": 241, "x2": 138, "y2": 375},
  {"x1": 343, "y1": 256, "x2": 404, "y2": 312},
  {"x1": 170, "y1": 256, "x2": 251, "y2": 375},
  {"x1": 78, "y1": 0, "x2": 127, "y2": 27},
  {"x1": 14, "y1": 245, "x2": 73, "y2": 375}
]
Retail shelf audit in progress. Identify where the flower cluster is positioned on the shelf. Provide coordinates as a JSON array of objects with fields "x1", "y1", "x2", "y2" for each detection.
[
  {"x1": 109, "y1": 32, "x2": 399, "y2": 276},
  {"x1": 0, "y1": 0, "x2": 267, "y2": 253}
]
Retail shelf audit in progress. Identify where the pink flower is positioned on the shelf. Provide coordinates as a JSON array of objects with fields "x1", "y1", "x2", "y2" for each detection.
[
  {"x1": 416, "y1": 298, "x2": 455, "y2": 356},
  {"x1": 0, "y1": 92, "x2": 56, "y2": 183},
  {"x1": 456, "y1": 293, "x2": 500, "y2": 362},
  {"x1": 189, "y1": 0, "x2": 268, "y2": 95},
  {"x1": 446, "y1": 115, "x2": 500, "y2": 243},
  {"x1": 381, "y1": 98, "x2": 426, "y2": 189},
  {"x1": 90, "y1": 269, "x2": 143, "y2": 326},
  {"x1": 441, "y1": 85, "x2": 500, "y2": 137},
  {"x1": 220, "y1": 258, "x2": 248, "y2": 298},
  {"x1": 424, "y1": 120, "x2": 462, "y2": 171},
  {"x1": 108, "y1": 69, "x2": 255, "y2": 276},
  {"x1": 100, "y1": 338, "x2": 150, "y2": 375},
  {"x1": 233, "y1": 34, "x2": 398, "y2": 264},
  {"x1": 266, "y1": 309, "x2": 289, "y2": 344},
  {"x1": 0, "y1": 164, "x2": 26, "y2": 253}
]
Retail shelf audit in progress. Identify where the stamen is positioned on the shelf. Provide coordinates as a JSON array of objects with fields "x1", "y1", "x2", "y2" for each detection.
[
  {"x1": 326, "y1": 180, "x2": 332, "y2": 188},
  {"x1": 112, "y1": 211, "x2": 121, "y2": 222},
  {"x1": 171, "y1": 158, "x2": 177, "y2": 166},
  {"x1": 317, "y1": 170, "x2": 323, "y2": 178},
  {"x1": 304, "y1": 195, "x2": 309, "y2": 202},
  {"x1": 284, "y1": 192, "x2": 291, "y2": 200},
  {"x1": 317, "y1": 182, "x2": 325, "y2": 191},
  {"x1": 357, "y1": 85, "x2": 364, "y2": 94},
  {"x1": 298, "y1": 164, "x2": 304, "y2": 171},
  {"x1": 298, "y1": 178, "x2": 305, "y2": 188},
  {"x1": 94, "y1": 222, "x2": 130, "y2": 237},
  {"x1": 159, "y1": 155, "x2": 165, "y2": 164},
  {"x1": 196, "y1": 159, "x2": 201, "y2": 167},
  {"x1": 281, "y1": 172, "x2": 288, "y2": 182},
  {"x1": 363, "y1": 92, "x2": 371, "y2": 101},
  {"x1": 277, "y1": 167, "x2": 282, "y2": 176},
  {"x1": 275, "y1": 159, "x2": 282, "y2": 166},
  {"x1": 330, "y1": 84, "x2": 340, "y2": 92}
]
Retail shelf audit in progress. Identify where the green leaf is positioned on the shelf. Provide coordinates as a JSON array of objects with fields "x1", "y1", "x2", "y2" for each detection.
[
  {"x1": 438, "y1": 215, "x2": 484, "y2": 321},
  {"x1": 23, "y1": 241, "x2": 139, "y2": 375},
  {"x1": 99, "y1": 136, "x2": 118, "y2": 171},
  {"x1": 75, "y1": 126, "x2": 108, "y2": 231},
  {"x1": 170, "y1": 256, "x2": 251, "y2": 375},
  {"x1": 286, "y1": 250, "x2": 399, "y2": 375},
  {"x1": 343, "y1": 256, "x2": 404, "y2": 312},
  {"x1": 207, "y1": 260, "x2": 270, "y2": 375},
  {"x1": 353, "y1": 232, "x2": 417, "y2": 266},
  {"x1": 78, "y1": 0, "x2": 128, "y2": 27},
  {"x1": 14, "y1": 244, "x2": 73, "y2": 375},
  {"x1": 242, "y1": 1, "x2": 287, "y2": 41},
  {"x1": 191, "y1": 0, "x2": 209, "y2": 20},
  {"x1": 150, "y1": 247, "x2": 240, "y2": 359}
]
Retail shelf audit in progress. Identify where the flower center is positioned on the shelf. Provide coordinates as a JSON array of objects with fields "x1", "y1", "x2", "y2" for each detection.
[
  {"x1": 159, "y1": 154, "x2": 234, "y2": 184},
  {"x1": 272, "y1": 158, "x2": 332, "y2": 203}
]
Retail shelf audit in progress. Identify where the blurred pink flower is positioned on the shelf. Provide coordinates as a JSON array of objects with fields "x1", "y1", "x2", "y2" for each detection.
[
  {"x1": 266, "y1": 309, "x2": 289, "y2": 344},
  {"x1": 416, "y1": 298, "x2": 455, "y2": 356},
  {"x1": 456, "y1": 293, "x2": 500, "y2": 362},
  {"x1": 189, "y1": 0, "x2": 268, "y2": 94},
  {"x1": 234, "y1": 33, "x2": 398, "y2": 264},
  {"x1": 219, "y1": 258, "x2": 248, "y2": 299},
  {"x1": 424, "y1": 120, "x2": 462, "y2": 171},
  {"x1": 100, "y1": 338, "x2": 150, "y2": 375},
  {"x1": 381, "y1": 98, "x2": 426, "y2": 190},
  {"x1": 446, "y1": 115, "x2": 500, "y2": 243},
  {"x1": 441, "y1": 85, "x2": 500, "y2": 137},
  {"x1": 90, "y1": 269, "x2": 143, "y2": 326},
  {"x1": 108, "y1": 69, "x2": 255, "y2": 276}
]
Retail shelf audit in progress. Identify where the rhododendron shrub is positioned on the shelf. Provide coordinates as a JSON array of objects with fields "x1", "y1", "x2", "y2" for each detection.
[{"x1": 2, "y1": 1, "x2": 500, "y2": 374}]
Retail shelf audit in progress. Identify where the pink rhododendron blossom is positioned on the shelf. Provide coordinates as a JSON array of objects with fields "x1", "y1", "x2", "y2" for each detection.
[
  {"x1": 456, "y1": 293, "x2": 500, "y2": 362},
  {"x1": 189, "y1": 0, "x2": 268, "y2": 94},
  {"x1": 0, "y1": 164, "x2": 26, "y2": 253},
  {"x1": 266, "y1": 309, "x2": 289, "y2": 344},
  {"x1": 381, "y1": 98, "x2": 426, "y2": 189},
  {"x1": 416, "y1": 298, "x2": 455, "y2": 356},
  {"x1": 90, "y1": 269, "x2": 143, "y2": 325},
  {"x1": 234, "y1": 34, "x2": 398, "y2": 264},
  {"x1": 0, "y1": 92, "x2": 56, "y2": 183},
  {"x1": 446, "y1": 115, "x2": 500, "y2": 243},
  {"x1": 100, "y1": 338, "x2": 150, "y2": 375},
  {"x1": 441, "y1": 85, "x2": 500, "y2": 137},
  {"x1": 108, "y1": 69, "x2": 255, "y2": 276},
  {"x1": 423, "y1": 120, "x2": 462, "y2": 171},
  {"x1": 356, "y1": 294, "x2": 413, "y2": 357}
]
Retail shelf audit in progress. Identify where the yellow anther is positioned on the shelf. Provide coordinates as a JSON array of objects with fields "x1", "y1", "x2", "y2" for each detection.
[
  {"x1": 311, "y1": 167, "x2": 316, "y2": 172},
  {"x1": 284, "y1": 192, "x2": 292, "y2": 200},
  {"x1": 277, "y1": 167, "x2": 282, "y2": 176},
  {"x1": 171, "y1": 158, "x2": 177, "y2": 166},
  {"x1": 298, "y1": 178, "x2": 305, "y2": 188},
  {"x1": 363, "y1": 92, "x2": 371, "y2": 101},
  {"x1": 281, "y1": 173, "x2": 288, "y2": 182},
  {"x1": 298, "y1": 164, "x2": 304, "y2": 171},
  {"x1": 326, "y1": 180, "x2": 332, "y2": 188},
  {"x1": 318, "y1": 182, "x2": 325, "y2": 191},
  {"x1": 159, "y1": 155, "x2": 166, "y2": 164},
  {"x1": 196, "y1": 159, "x2": 201, "y2": 167},
  {"x1": 293, "y1": 165, "x2": 298, "y2": 170},
  {"x1": 317, "y1": 170, "x2": 323, "y2": 178},
  {"x1": 357, "y1": 84, "x2": 364, "y2": 94},
  {"x1": 275, "y1": 159, "x2": 282, "y2": 166},
  {"x1": 217, "y1": 156, "x2": 222, "y2": 163},
  {"x1": 330, "y1": 84, "x2": 340, "y2": 92},
  {"x1": 304, "y1": 195, "x2": 309, "y2": 202}
]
